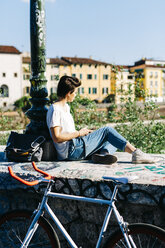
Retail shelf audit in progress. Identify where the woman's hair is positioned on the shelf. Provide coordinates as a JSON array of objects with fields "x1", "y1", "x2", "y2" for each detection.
[{"x1": 57, "y1": 76, "x2": 81, "y2": 98}]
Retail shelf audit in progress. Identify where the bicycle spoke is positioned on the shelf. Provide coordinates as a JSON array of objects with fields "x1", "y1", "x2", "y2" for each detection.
[
  {"x1": 137, "y1": 234, "x2": 142, "y2": 248},
  {"x1": 0, "y1": 211, "x2": 59, "y2": 248}
]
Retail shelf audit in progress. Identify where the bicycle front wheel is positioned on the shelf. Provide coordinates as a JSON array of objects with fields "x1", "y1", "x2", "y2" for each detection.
[
  {"x1": 0, "y1": 209, "x2": 60, "y2": 248},
  {"x1": 104, "y1": 223, "x2": 165, "y2": 248}
]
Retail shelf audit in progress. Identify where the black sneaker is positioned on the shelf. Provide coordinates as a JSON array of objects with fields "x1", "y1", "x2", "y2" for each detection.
[{"x1": 92, "y1": 153, "x2": 117, "y2": 164}]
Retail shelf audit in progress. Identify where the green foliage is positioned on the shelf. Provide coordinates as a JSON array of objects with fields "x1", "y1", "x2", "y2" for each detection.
[
  {"x1": 0, "y1": 116, "x2": 11, "y2": 131},
  {"x1": 115, "y1": 121, "x2": 165, "y2": 154},
  {"x1": 107, "y1": 77, "x2": 158, "y2": 123},
  {"x1": 49, "y1": 93, "x2": 58, "y2": 104},
  {"x1": 106, "y1": 68, "x2": 164, "y2": 153},
  {"x1": 69, "y1": 94, "x2": 107, "y2": 129},
  {"x1": 0, "y1": 114, "x2": 26, "y2": 131},
  {"x1": 14, "y1": 96, "x2": 31, "y2": 112},
  {"x1": 0, "y1": 133, "x2": 9, "y2": 145}
]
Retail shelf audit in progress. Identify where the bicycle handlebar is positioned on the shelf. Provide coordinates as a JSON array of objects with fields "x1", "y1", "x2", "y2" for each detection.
[{"x1": 8, "y1": 161, "x2": 52, "y2": 186}]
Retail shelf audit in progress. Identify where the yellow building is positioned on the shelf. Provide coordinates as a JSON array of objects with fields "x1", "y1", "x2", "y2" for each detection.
[
  {"x1": 61, "y1": 57, "x2": 111, "y2": 102},
  {"x1": 22, "y1": 55, "x2": 111, "y2": 102},
  {"x1": 110, "y1": 65, "x2": 135, "y2": 104},
  {"x1": 131, "y1": 59, "x2": 165, "y2": 102}
]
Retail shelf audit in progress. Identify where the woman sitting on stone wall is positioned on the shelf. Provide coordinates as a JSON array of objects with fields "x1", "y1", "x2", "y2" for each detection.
[{"x1": 47, "y1": 76, "x2": 159, "y2": 164}]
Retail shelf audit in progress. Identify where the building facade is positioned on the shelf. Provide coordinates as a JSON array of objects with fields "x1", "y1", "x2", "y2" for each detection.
[
  {"x1": 110, "y1": 65, "x2": 135, "y2": 104},
  {"x1": 0, "y1": 46, "x2": 22, "y2": 108},
  {"x1": 22, "y1": 55, "x2": 111, "y2": 103},
  {"x1": 1, "y1": 45, "x2": 165, "y2": 108},
  {"x1": 131, "y1": 59, "x2": 165, "y2": 102}
]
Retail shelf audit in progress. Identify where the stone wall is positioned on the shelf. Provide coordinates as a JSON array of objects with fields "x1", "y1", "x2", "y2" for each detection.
[
  {"x1": 0, "y1": 148, "x2": 165, "y2": 247},
  {"x1": 0, "y1": 175, "x2": 165, "y2": 248}
]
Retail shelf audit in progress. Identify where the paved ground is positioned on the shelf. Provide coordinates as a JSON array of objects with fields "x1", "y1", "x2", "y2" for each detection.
[{"x1": 0, "y1": 145, "x2": 165, "y2": 186}]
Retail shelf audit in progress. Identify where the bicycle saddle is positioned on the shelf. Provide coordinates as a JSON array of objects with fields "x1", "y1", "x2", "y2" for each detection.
[{"x1": 102, "y1": 176, "x2": 138, "y2": 184}]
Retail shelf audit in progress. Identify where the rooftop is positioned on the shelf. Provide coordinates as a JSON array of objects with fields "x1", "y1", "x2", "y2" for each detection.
[
  {"x1": 61, "y1": 56, "x2": 109, "y2": 65},
  {"x1": 0, "y1": 45, "x2": 21, "y2": 54}
]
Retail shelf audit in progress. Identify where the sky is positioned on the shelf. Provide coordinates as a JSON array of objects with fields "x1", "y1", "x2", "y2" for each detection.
[{"x1": 1, "y1": 0, "x2": 165, "y2": 65}]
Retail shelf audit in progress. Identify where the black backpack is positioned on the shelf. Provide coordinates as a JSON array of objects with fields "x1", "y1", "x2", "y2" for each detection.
[{"x1": 5, "y1": 132, "x2": 45, "y2": 162}]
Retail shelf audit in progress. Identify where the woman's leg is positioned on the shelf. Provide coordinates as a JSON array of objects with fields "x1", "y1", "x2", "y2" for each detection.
[
  {"x1": 82, "y1": 126, "x2": 127, "y2": 157},
  {"x1": 124, "y1": 142, "x2": 136, "y2": 153},
  {"x1": 99, "y1": 141, "x2": 117, "y2": 155},
  {"x1": 67, "y1": 126, "x2": 160, "y2": 164},
  {"x1": 67, "y1": 126, "x2": 126, "y2": 161}
]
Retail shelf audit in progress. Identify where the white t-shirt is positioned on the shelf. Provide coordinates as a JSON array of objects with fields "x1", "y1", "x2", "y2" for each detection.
[{"x1": 46, "y1": 103, "x2": 76, "y2": 160}]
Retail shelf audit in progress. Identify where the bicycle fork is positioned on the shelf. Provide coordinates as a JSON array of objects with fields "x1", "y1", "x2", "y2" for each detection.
[
  {"x1": 112, "y1": 201, "x2": 137, "y2": 248},
  {"x1": 20, "y1": 209, "x2": 42, "y2": 248},
  {"x1": 20, "y1": 184, "x2": 50, "y2": 248}
]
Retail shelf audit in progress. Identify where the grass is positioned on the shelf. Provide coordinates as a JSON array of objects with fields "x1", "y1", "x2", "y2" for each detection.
[{"x1": 0, "y1": 133, "x2": 10, "y2": 145}]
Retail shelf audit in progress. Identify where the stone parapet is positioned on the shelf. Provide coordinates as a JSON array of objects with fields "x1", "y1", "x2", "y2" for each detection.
[{"x1": 0, "y1": 146, "x2": 165, "y2": 247}]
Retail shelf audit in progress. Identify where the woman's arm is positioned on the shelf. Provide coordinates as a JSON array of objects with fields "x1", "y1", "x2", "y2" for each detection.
[{"x1": 50, "y1": 126, "x2": 93, "y2": 143}]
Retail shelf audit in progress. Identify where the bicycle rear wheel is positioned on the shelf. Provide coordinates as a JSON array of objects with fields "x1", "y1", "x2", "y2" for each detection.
[
  {"x1": 104, "y1": 223, "x2": 165, "y2": 248},
  {"x1": 0, "y1": 209, "x2": 60, "y2": 248}
]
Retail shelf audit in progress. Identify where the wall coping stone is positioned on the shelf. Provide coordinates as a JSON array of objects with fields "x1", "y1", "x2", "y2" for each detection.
[{"x1": 0, "y1": 145, "x2": 165, "y2": 186}]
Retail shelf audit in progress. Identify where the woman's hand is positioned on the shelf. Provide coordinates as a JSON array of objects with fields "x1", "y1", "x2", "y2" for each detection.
[{"x1": 78, "y1": 128, "x2": 93, "y2": 137}]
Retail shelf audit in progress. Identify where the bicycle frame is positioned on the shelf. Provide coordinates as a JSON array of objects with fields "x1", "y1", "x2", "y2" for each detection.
[{"x1": 20, "y1": 182, "x2": 135, "y2": 248}]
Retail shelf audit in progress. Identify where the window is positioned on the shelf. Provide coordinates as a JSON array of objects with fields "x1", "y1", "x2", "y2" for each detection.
[
  {"x1": 51, "y1": 75, "x2": 59, "y2": 81},
  {"x1": 87, "y1": 74, "x2": 92, "y2": 79},
  {"x1": 150, "y1": 81, "x2": 153, "y2": 87},
  {"x1": 14, "y1": 73, "x2": 18, "y2": 77},
  {"x1": 92, "y1": 87, "x2": 97, "y2": 94},
  {"x1": 150, "y1": 71, "x2": 153, "y2": 78},
  {"x1": 51, "y1": 65, "x2": 59, "y2": 68},
  {"x1": 89, "y1": 64, "x2": 92, "y2": 68},
  {"x1": 80, "y1": 74, "x2": 82, "y2": 80},
  {"x1": 88, "y1": 87, "x2": 91, "y2": 94},
  {"x1": 72, "y1": 73, "x2": 76, "y2": 77},
  {"x1": 78, "y1": 87, "x2": 84, "y2": 94},
  {"x1": 50, "y1": 87, "x2": 57, "y2": 94},
  {"x1": 155, "y1": 72, "x2": 158, "y2": 78},
  {"x1": 128, "y1": 75, "x2": 133, "y2": 79},
  {"x1": 155, "y1": 90, "x2": 158, "y2": 95},
  {"x1": 103, "y1": 74, "x2": 108, "y2": 80},
  {"x1": 74, "y1": 64, "x2": 76, "y2": 68},
  {"x1": 2, "y1": 73, "x2": 6, "y2": 77},
  {"x1": 94, "y1": 74, "x2": 97, "y2": 80},
  {"x1": 80, "y1": 64, "x2": 83, "y2": 68},
  {"x1": 102, "y1": 87, "x2": 108, "y2": 94},
  {"x1": 26, "y1": 87, "x2": 30, "y2": 94},
  {"x1": 23, "y1": 74, "x2": 30, "y2": 80},
  {"x1": 1, "y1": 84, "x2": 9, "y2": 97},
  {"x1": 155, "y1": 81, "x2": 158, "y2": 87}
]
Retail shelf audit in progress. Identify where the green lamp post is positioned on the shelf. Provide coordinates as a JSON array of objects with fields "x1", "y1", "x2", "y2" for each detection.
[{"x1": 26, "y1": 0, "x2": 49, "y2": 137}]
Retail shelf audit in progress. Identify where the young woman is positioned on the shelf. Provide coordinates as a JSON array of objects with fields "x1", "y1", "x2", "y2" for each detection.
[{"x1": 47, "y1": 76, "x2": 159, "y2": 164}]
